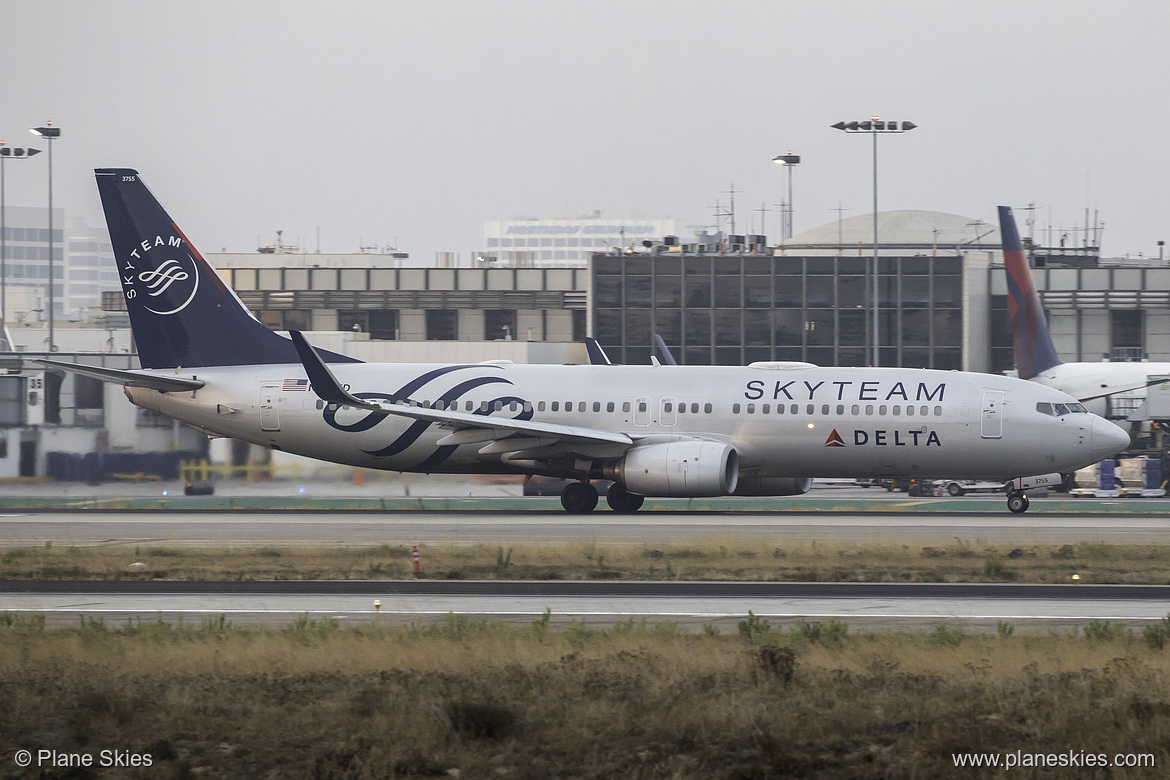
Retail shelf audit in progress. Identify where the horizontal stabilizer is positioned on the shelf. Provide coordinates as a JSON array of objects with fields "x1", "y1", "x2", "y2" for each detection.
[{"x1": 31, "y1": 359, "x2": 205, "y2": 393}]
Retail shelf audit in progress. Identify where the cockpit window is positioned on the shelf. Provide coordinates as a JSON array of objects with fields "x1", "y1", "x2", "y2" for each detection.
[{"x1": 1037, "y1": 401, "x2": 1089, "y2": 416}]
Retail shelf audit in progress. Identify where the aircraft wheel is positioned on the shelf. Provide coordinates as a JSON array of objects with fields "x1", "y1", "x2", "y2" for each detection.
[
  {"x1": 1007, "y1": 492, "x2": 1029, "y2": 514},
  {"x1": 946, "y1": 482, "x2": 964, "y2": 497},
  {"x1": 606, "y1": 485, "x2": 645, "y2": 513},
  {"x1": 561, "y1": 481, "x2": 599, "y2": 514}
]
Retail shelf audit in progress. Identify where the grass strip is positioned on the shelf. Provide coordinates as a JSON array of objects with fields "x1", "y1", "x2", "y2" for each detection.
[
  {"x1": 3, "y1": 539, "x2": 1170, "y2": 584},
  {"x1": 2, "y1": 611, "x2": 1169, "y2": 778}
]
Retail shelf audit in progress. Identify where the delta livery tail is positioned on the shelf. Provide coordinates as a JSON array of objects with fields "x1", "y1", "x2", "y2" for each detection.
[
  {"x1": 997, "y1": 206, "x2": 1062, "y2": 380},
  {"x1": 40, "y1": 170, "x2": 1131, "y2": 514},
  {"x1": 997, "y1": 205, "x2": 1170, "y2": 419}
]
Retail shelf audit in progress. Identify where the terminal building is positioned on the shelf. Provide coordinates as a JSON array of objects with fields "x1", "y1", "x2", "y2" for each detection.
[{"x1": 589, "y1": 210, "x2": 1170, "y2": 379}]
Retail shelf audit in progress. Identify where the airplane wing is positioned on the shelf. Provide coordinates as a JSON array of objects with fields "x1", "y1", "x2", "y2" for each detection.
[
  {"x1": 289, "y1": 331, "x2": 633, "y2": 456},
  {"x1": 29, "y1": 358, "x2": 205, "y2": 393},
  {"x1": 1076, "y1": 377, "x2": 1170, "y2": 403}
]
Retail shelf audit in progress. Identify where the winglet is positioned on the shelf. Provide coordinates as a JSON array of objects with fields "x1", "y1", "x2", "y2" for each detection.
[
  {"x1": 585, "y1": 338, "x2": 612, "y2": 365},
  {"x1": 997, "y1": 205, "x2": 1062, "y2": 379},
  {"x1": 653, "y1": 334, "x2": 678, "y2": 365},
  {"x1": 290, "y1": 331, "x2": 381, "y2": 410}
]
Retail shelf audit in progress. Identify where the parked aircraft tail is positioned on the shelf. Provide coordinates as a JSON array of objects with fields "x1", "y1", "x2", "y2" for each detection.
[
  {"x1": 94, "y1": 169, "x2": 357, "y2": 369},
  {"x1": 997, "y1": 205, "x2": 1062, "y2": 379}
]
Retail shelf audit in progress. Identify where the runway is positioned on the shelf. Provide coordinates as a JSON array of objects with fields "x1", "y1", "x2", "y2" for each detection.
[
  {"x1": 2, "y1": 506, "x2": 1169, "y2": 546},
  {"x1": 5, "y1": 580, "x2": 1170, "y2": 631},
  {"x1": 4, "y1": 502, "x2": 1170, "y2": 630}
]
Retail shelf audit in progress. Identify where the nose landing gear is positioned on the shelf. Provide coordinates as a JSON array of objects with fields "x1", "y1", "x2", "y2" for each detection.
[{"x1": 1007, "y1": 490, "x2": 1030, "y2": 514}]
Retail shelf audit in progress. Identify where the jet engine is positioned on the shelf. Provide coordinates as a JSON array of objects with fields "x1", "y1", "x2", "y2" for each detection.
[
  {"x1": 732, "y1": 476, "x2": 813, "y2": 497},
  {"x1": 602, "y1": 440, "x2": 738, "y2": 497}
]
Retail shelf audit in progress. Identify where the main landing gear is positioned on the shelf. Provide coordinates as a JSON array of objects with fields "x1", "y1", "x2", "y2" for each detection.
[
  {"x1": 606, "y1": 484, "x2": 645, "y2": 513},
  {"x1": 560, "y1": 481, "x2": 598, "y2": 514},
  {"x1": 559, "y1": 481, "x2": 645, "y2": 514},
  {"x1": 1006, "y1": 489, "x2": 1030, "y2": 514}
]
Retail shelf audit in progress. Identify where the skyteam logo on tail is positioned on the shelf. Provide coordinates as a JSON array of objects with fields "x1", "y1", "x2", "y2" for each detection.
[{"x1": 122, "y1": 234, "x2": 200, "y2": 316}]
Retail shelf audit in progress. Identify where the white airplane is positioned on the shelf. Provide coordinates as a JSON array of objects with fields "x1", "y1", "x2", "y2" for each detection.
[
  {"x1": 998, "y1": 205, "x2": 1170, "y2": 420},
  {"x1": 40, "y1": 170, "x2": 1130, "y2": 514}
]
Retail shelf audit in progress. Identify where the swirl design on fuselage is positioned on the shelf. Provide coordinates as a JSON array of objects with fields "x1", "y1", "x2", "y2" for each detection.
[{"x1": 321, "y1": 365, "x2": 531, "y2": 468}]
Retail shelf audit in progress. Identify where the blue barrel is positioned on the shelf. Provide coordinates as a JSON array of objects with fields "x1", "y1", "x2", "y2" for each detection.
[
  {"x1": 1099, "y1": 460, "x2": 1116, "y2": 490},
  {"x1": 1145, "y1": 458, "x2": 1162, "y2": 489}
]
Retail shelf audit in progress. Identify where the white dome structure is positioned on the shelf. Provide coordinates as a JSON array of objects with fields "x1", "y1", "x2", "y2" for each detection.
[{"x1": 778, "y1": 210, "x2": 1000, "y2": 255}]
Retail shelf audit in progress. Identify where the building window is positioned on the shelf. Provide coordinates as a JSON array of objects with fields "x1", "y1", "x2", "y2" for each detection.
[
  {"x1": 1111, "y1": 310, "x2": 1143, "y2": 360},
  {"x1": 344, "y1": 310, "x2": 399, "y2": 339},
  {"x1": 369, "y1": 310, "x2": 399, "y2": 340},
  {"x1": 426, "y1": 309, "x2": 458, "y2": 340},
  {"x1": 284, "y1": 310, "x2": 312, "y2": 331},
  {"x1": 485, "y1": 309, "x2": 517, "y2": 340}
]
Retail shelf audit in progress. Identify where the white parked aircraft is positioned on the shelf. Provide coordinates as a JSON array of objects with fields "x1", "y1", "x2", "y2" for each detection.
[
  {"x1": 998, "y1": 205, "x2": 1170, "y2": 421},
  {"x1": 40, "y1": 170, "x2": 1130, "y2": 514}
]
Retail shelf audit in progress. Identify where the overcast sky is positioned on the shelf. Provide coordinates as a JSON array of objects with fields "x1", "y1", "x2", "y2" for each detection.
[{"x1": 3, "y1": 1, "x2": 1168, "y2": 260}]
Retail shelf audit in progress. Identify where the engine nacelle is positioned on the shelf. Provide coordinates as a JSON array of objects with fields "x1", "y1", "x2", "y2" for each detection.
[
  {"x1": 732, "y1": 476, "x2": 813, "y2": 497},
  {"x1": 604, "y1": 440, "x2": 738, "y2": 497}
]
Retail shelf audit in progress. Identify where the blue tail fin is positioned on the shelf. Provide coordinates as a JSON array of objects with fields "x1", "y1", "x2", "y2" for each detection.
[
  {"x1": 997, "y1": 206, "x2": 1062, "y2": 379},
  {"x1": 96, "y1": 169, "x2": 356, "y2": 369}
]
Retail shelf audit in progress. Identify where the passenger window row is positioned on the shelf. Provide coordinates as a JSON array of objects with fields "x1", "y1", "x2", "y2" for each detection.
[
  {"x1": 328, "y1": 399, "x2": 718, "y2": 415},
  {"x1": 733, "y1": 402, "x2": 944, "y2": 417},
  {"x1": 323, "y1": 397, "x2": 945, "y2": 419}
]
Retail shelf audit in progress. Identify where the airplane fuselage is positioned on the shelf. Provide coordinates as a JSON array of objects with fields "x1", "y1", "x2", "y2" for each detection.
[
  {"x1": 127, "y1": 362, "x2": 1117, "y2": 486},
  {"x1": 1031, "y1": 362, "x2": 1170, "y2": 418}
]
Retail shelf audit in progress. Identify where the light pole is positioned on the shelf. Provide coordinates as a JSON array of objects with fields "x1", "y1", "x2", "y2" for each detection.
[
  {"x1": 771, "y1": 152, "x2": 800, "y2": 240},
  {"x1": 29, "y1": 122, "x2": 60, "y2": 352},
  {"x1": 0, "y1": 143, "x2": 42, "y2": 349},
  {"x1": 831, "y1": 118, "x2": 916, "y2": 366}
]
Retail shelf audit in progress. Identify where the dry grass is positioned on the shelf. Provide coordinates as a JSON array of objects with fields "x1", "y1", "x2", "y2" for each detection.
[
  {"x1": 2, "y1": 613, "x2": 1169, "y2": 778},
  {"x1": 3, "y1": 539, "x2": 1170, "y2": 583}
]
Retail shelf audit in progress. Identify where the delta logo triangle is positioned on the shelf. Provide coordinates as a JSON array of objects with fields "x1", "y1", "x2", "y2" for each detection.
[{"x1": 824, "y1": 429, "x2": 846, "y2": 447}]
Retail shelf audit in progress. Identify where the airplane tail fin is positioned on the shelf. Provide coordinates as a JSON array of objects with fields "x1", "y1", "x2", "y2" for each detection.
[
  {"x1": 95, "y1": 169, "x2": 355, "y2": 369},
  {"x1": 997, "y1": 205, "x2": 1062, "y2": 379},
  {"x1": 584, "y1": 338, "x2": 612, "y2": 365}
]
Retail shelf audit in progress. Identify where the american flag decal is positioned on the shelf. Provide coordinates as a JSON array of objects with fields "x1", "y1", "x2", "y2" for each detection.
[{"x1": 283, "y1": 379, "x2": 308, "y2": 392}]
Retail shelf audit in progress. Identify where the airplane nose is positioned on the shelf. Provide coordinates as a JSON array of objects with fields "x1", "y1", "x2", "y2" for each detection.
[{"x1": 1090, "y1": 416, "x2": 1130, "y2": 461}]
